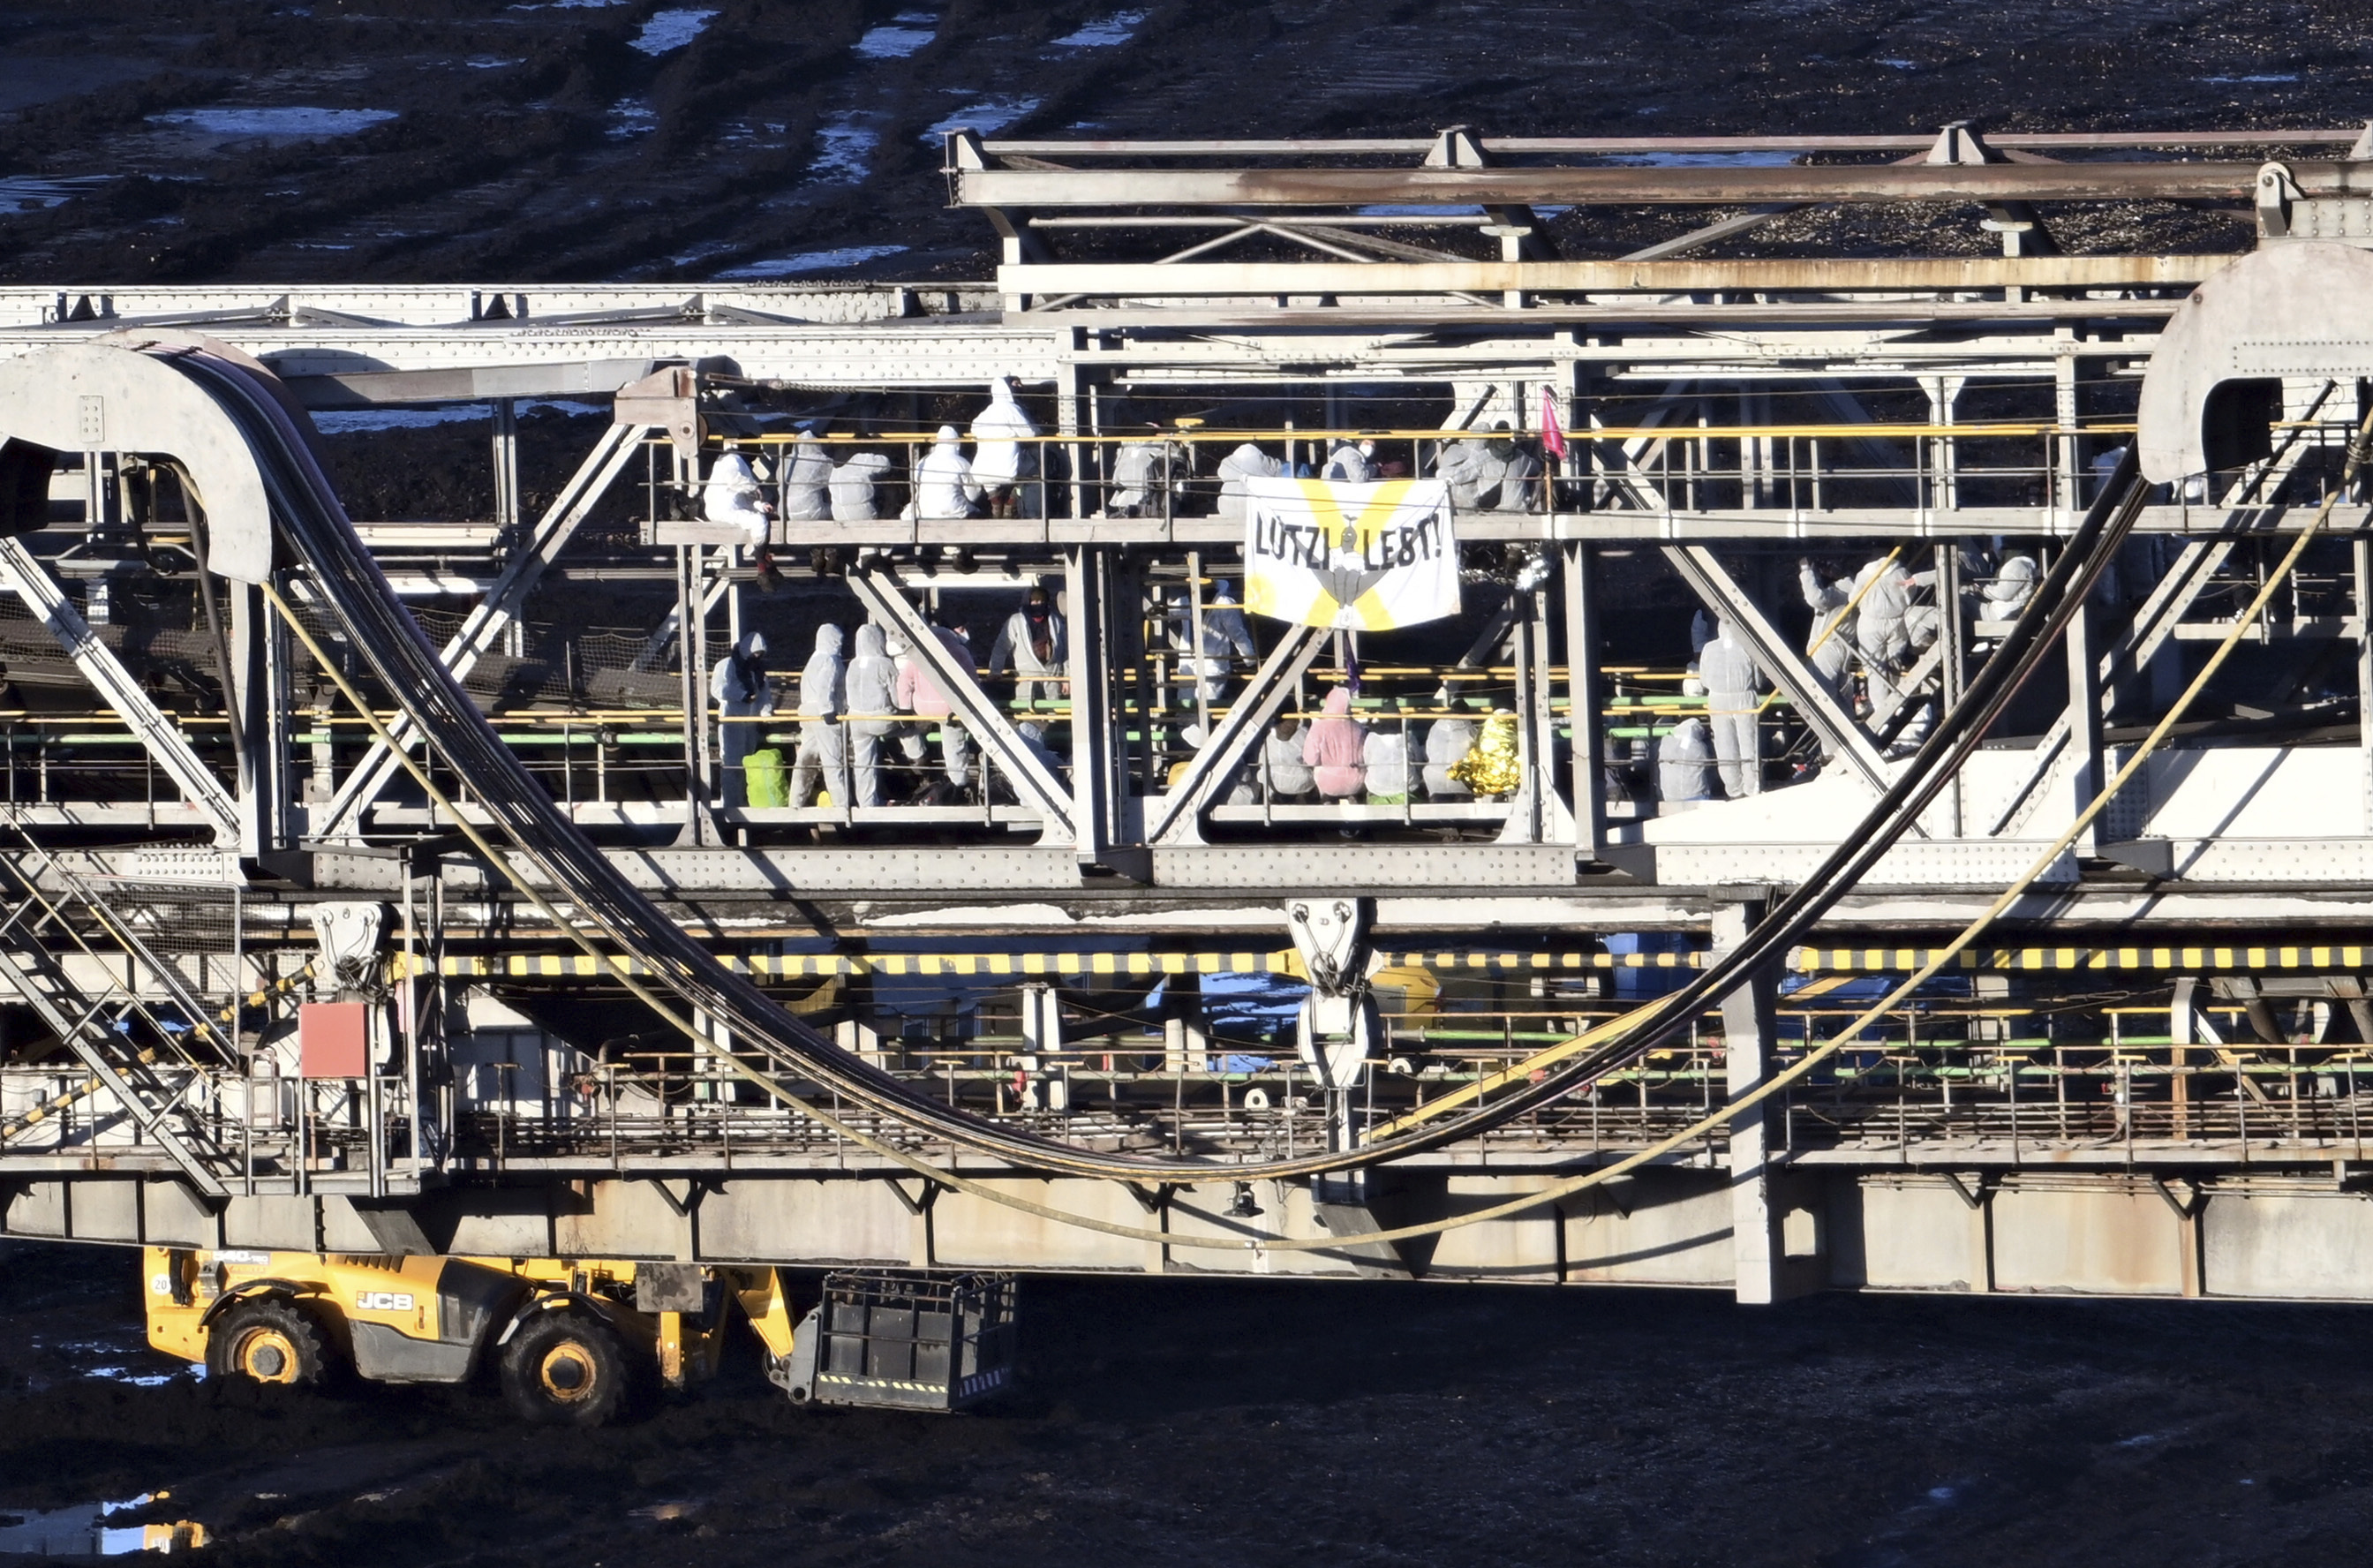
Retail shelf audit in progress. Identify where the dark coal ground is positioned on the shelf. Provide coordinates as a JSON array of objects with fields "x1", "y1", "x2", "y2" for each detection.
[
  {"x1": 11, "y1": 3, "x2": 2373, "y2": 1564},
  {"x1": 2, "y1": 0, "x2": 2372, "y2": 283},
  {"x1": 10, "y1": 1240, "x2": 2373, "y2": 1568}
]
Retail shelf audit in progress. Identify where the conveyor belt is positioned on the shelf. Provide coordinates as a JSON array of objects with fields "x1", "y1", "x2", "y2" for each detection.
[{"x1": 156, "y1": 342, "x2": 2143, "y2": 1181}]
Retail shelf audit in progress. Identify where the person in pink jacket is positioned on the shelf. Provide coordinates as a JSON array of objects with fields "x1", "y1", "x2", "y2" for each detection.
[
  {"x1": 1300, "y1": 688, "x2": 1368, "y2": 798},
  {"x1": 894, "y1": 617, "x2": 976, "y2": 803}
]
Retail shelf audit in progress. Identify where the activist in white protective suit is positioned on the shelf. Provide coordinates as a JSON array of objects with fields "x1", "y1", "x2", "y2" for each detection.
[
  {"x1": 1797, "y1": 558, "x2": 1855, "y2": 700},
  {"x1": 843, "y1": 623, "x2": 901, "y2": 809},
  {"x1": 708, "y1": 630, "x2": 772, "y2": 809},
  {"x1": 989, "y1": 584, "x2": 1068, "y2": 715},
  {"x1": 1979, "y1": 554, "x2": 2038, "y2": 623},
  {"x1": 1849, "y1": 554, "x2": 1915, "y2": 712},
  {"x1": 1699, "y1": 619, "x2": 1765, "y2": 798},
  {"x1": 1422, "y1": 705, "x2": 1480, "y2": 798},
  {"x1": 970, "y1": 375, "x2": 1038, "y2": 518},
  {"x1": 1483, "y1": 424, "x2": 1541, "y2": 512},
  {"x1": 1262, "y1": 716, "x2": 1315, "y2": 800},
  {"x1": 1657, "y1": 715, "x2": 1715, "y2": 803},
  {"x1": 702, "y1": 442, "x2": 775, "y2": 547},
  {"x1": 1109, "y1": 431, "x2": 1183, "y2": 517},
  {"x1": 785, "y1": 625, "x2": 847, "y2": 809},
  {"x1": 829, "y1": 449, "x2": 890, "y2": 521},
  {"x1": 915, "y1": 426, "x2": 983, "y2": 520},
  {"x1": 1167, "y1": 582, "x2": 1259, "y2": 705},
  {"x1": 1433, "y1": 424, "x2": 1537, "y2": 510},
  {"x1": 1322, "y1": 438, "x2": 1379, "y2": 484},
  {"x1": 780, "y1": 433, "x2": 832, "y2": 522},
  {"x1": 1434, "y1": 437, "x2": 1492, "y2": 509},
  {"x1": 1362, "y1": 701, "x2": 1415, "y2": 803},
  {"x1": 1216, "y1": 441, "x2": 1285, "y2": 520}
]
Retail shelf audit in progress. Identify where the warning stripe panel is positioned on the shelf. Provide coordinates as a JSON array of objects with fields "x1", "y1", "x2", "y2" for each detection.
[
  {"x1": 428, "y1": 948, "x2": 1630, "y2": 979},
  {"x1": 1792, "y1": 946, "x2": 2373, "y2": 973},
  {"x1": 387, "y1": 945, "x2": 2373, "y2": 983}
]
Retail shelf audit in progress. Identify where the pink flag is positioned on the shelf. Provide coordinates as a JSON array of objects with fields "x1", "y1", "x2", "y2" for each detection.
[{"x1": 1540, "y1": 387, "x2": 1568, "y2": 461}]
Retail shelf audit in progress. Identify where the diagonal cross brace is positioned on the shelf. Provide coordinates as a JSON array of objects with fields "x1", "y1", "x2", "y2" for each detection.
[
  {"x1": 1661, "y1": 545, "x2": 1900, "y2": 801},
  {"x1": 0, "y1": 819, "x2": 235, "y2": 1061},
  {"x1": 1149, "y1": 621, "x2": 1330, "y2": 846},
  {"x1": 843, "y1": 564, "x2": 1077, "y2": 845},
  {"x1": 0, "y1": 943, "x2": 228, "y2": 1198},
  {"x1": 0, "y1": 539, "x2": 240, "y2": 842},
  {"x1": 317, "y1": 422, "x2": 647, "y2": 837},
  {"x1": 1987, "y1": 535, "x2": 2238, "y2": 837},
  {"x1": 1868, "y1": 637, "x2": 1947, "y2": 732}
]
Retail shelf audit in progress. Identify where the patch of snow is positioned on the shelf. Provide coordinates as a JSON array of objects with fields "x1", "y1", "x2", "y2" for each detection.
[
  {"x1": 0, "y1": 176, "x2": 109, "y2": 214},
  {"x1": 607, "y1": 99, "x2": 657, "y2": 139},
  {"x1": 465, "y1": 56, "x2": 523, "y2": 69},
  {"x1": 2204, "y1": 72, "x2": 2300, "y2": 84},
  {"x1": 630, "y1": 8, "x2": 719, "y2": 56},
  {"x1": 808, "y1": 113, "x2": 879, "y2": 184},
  {"x1": 85, "y1": 1366, "x2": 182, "y2": 1387},
  {"x1": 855, "y1": 23, "x2": 937, "y2": 58},
  {"x1": 920, "y1": 96, "x2": 1039, "y2": 142},
  {"x1": 1878, "y1": 57, "x2": 1916, "y2": 69},
  {"x1": 1616, "y1": 150, "x2": 1798, "y2": 167},
  {"x1": 147, "y1": 107, "x2": 397, "y2": 139},
  {"x1": 1051, "y1": 10, "x2": 1146, "y2": 47},
  {"x1": 312, "y1": 399, "x2": 606, "y2": 435},
  {"x1": 713, "y1": 245, "x2": 908, "y2": 279},
  {"x1": 313, "y1": 407, "x2": 491, "y2": 433}
]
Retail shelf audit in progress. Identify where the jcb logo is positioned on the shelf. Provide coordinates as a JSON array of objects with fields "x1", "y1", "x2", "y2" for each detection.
[{"x1": 355, "y1": 1291, "x2": 416, "y2": 1313}]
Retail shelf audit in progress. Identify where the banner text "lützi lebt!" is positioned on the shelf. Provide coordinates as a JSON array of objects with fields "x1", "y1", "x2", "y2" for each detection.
[{"x1": 1242, "y1": 478, "x2": 1459, "y2": 631}]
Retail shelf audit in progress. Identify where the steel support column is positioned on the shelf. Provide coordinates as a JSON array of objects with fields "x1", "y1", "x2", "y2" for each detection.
[
  {"x1": 1563, "y1": 544, "x2": 1607, "y2": 861},
  {"x1": 2063, "y1": 591, "x2": 2104, "y2": 858},
  {"x1": 1496, "y1": 585, "x2": 1576, "y2": 846},
  {"x1": 1715, "y1": 894, "x2": 1789, "y2": 1305},
  {"x1": 2359, "y1": 537, "x2": 2373, "y2": 831},
  {"x1": 1066, "y1": 547, "x2": 1138, "y2": 875}
]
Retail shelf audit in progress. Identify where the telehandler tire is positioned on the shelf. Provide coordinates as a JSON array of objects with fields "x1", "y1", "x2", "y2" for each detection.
[
  {"x1": 207, "y1": 1298, "x2": 339, "y2": 1389},
  {"x1": 501, "y1": 1309, "x2": 631, "y2": 1427}
]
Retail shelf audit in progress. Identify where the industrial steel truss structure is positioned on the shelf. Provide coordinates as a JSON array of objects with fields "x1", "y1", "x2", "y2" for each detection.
[{"x1": 0, "y1": 126, "x2": 2369, "y2": 1303}]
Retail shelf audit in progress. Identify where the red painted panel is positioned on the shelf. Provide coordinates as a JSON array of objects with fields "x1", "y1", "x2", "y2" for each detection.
[{"x1": 298, "y1": 1001, "x2": 369, "y2": 1079}]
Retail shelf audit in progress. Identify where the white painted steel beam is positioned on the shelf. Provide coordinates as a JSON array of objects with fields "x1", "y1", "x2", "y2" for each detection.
[
  {"x1": 956, "y1": 161, "x2": 2294, "y2": 208},
  {"x1": 0, "y1": 539, "x2": 240, "y2": 843},
  {"x1": 1000, "y1": 255, "x2": 2234, "y2": 299}
]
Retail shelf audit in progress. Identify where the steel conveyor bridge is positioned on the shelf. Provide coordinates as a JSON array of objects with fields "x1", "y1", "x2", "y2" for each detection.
[{"x1": 6, "y1": 124, "x2": 2373, "y2": 1304}]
